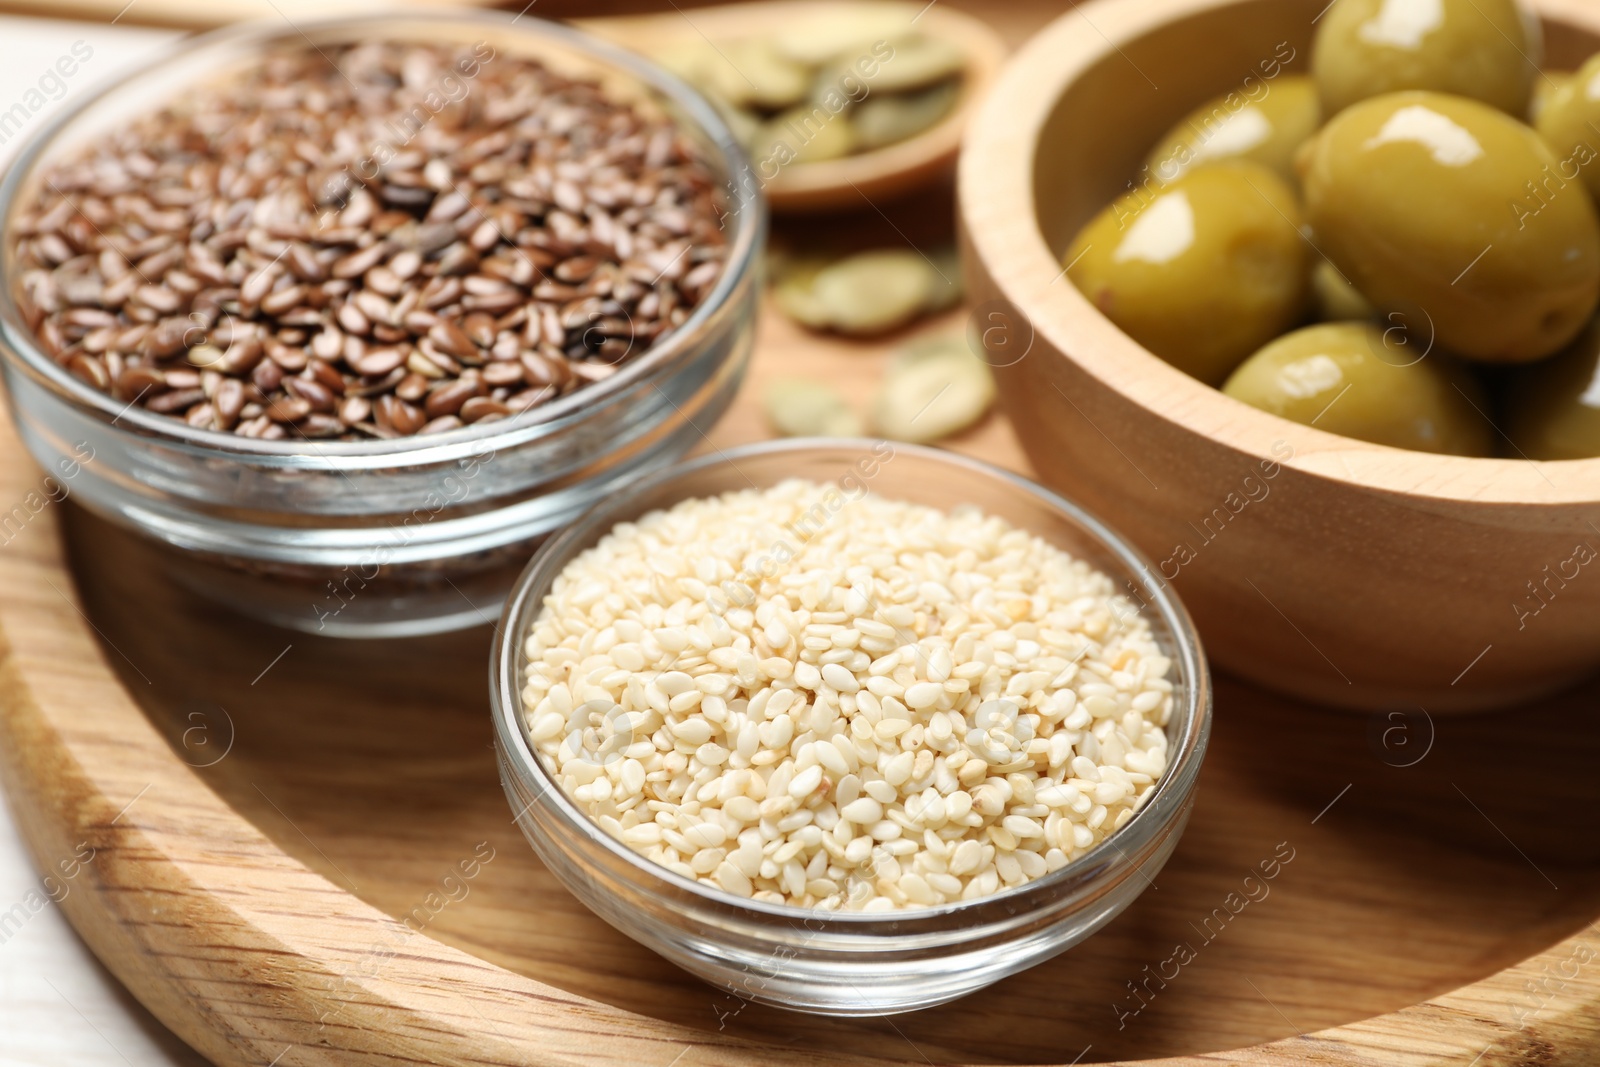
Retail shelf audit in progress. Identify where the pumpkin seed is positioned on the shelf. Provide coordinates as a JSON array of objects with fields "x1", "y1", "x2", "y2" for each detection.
[
  {"x1": 765, "y1": 377, "x2": 864, "y2": 437},
  {"x1": 772, "y1": 258, "x2": 835, "y2": 329},
  {"x1": 852, "y1": 80, "x2": 960, "y2": 150},
  {"x1": 656, "y1": 40, "x2": 755, "y2": 106},
  {"x1": 872, "y1": 35, "x2": 966, "y2": 93},
  {"x1": 775, "y1": 11, "x2": 913, "y2": 66},
  {"x1": 724, "y1": 39, "x2": 812, "y2": 110},
  {"x1": 873, "y1": 337, "x2": 996, "y2": 443},
  {"x1": 810, "y1": 250, "x2": 938, "y2": 335},
  {"x1": 751, "y1": 107, "x2": 857, "y2": 165},
  {"x1": 773, "y1": 247, "x2": 963, "y2": 335},
  {"x1": 662, "y1": 40, "x2": 766, "y2": 109},
  {"x1": 651, "y1": 27, "x2": 968, "y2": 164}
]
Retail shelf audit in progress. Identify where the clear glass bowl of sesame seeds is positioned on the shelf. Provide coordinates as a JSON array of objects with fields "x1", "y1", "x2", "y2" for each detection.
[
  {"x1": 492, "y1": 439, "x2": 1211, "y2": 1015},
  {"x1": 0, "y1": 12, "x2": 762, "y2": 637}
]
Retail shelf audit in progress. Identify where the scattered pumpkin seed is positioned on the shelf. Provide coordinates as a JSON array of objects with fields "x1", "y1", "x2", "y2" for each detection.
[
  {"x1": 764, "y1": 377, "x2": 864, "y2": 437},
  {"x1": 873, "y1": 336, "x2": 996, "y2": 443},
  {"x1": 852, "y1": 80, "x2": 960, "y2": 150},
  {"x1": 772, "y1": 257, "x2": 835, "y2": 329},
  {"x1": 810, "y1": 250, "x2": 939, "y2": 335},
  {"x1": 773, "y1": 247, "x2": 962, "y2": 335}
]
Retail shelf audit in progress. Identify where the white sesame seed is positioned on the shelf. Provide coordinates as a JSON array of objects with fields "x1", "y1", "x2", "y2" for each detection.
[
  {"x1": 684, "y1": 822, "x2": 728, "y2": 849},
  {"x1": 715, "y1": 860, "x2": 752, "y2": 895},
  {"x1": 788, "y1": 764, "x2": 824, "y2": 800},
  {"x1": 864, "y1": 778, "x2": 898, "y2": 805},
  {"x1": 816, "y1": 739, "x2": 851, "y2": 776},
  {"x1": 671, "y1": 718, "x2": 713, "y2": 746},
  {"x1": 841, "y1": 797, "x2": 883, "y2": 824},
  {"x1": 821, "y1": 662, "x2": 861, "y2": 693},
  {"x1": 524, "y1": 481, "x2": 1172, "y2": 910},
  {"x1": 695, "y1": 742, "x2": 730, "y2": 766},
  {"x1": 723, "y1": 795, "x2": 760, "y2": 823},
  {"x1": 1003, "y1": 815, "x2": 1045, "y2": 839}
]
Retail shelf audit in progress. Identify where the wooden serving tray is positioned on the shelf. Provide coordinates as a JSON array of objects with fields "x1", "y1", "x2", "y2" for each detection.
[
  {"x1": 2, "y1": 5, "x2": 1600, "y2": 1067},
  {"x1": 5, "y1": 288, "x2": 1600, "y2": 1066}
]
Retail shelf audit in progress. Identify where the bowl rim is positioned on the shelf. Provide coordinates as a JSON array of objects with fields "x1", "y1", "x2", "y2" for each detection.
[
  {"x1": 0, "y1": 7, "x2": 765, "y2": 470},
  {"x1": 957, "y1": 0, "x2": 1600, "y2": 507},
  {"x1": 489, "y1": 437, "x2": 1212, "y2": 929}
]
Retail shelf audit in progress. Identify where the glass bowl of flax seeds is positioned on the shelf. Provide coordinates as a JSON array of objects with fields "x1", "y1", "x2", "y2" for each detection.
[{"x1": 0, "y1": 11, "x2": 764, "y2": 636}]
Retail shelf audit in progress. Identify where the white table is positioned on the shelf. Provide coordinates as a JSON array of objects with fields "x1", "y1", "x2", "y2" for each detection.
[{"x1": 0, "y1": 18, "x2": 207, "y2": 1066}]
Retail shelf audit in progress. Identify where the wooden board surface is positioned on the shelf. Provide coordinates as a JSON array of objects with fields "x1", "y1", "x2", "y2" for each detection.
[
  {"x1": 4, "y1": 253, "x2": 1600, "y2": 1067},
  {"x1": 2, "y1": 2, "x2": 1600, "y2": 1065}
]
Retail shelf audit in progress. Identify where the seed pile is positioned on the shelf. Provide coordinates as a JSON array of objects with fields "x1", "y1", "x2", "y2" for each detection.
[
  {"x1": 12, "y1": 42, "x2": 729, "y2": 440},
  {"x1": 523, "y1": 481, "x2": 1173, "y2": 911},
  {"x1": 654, "y1": 11, "x2": 967, "y2": 169}
]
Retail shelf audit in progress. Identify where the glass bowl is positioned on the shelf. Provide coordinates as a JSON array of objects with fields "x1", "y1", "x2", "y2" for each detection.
[
  {"x1": 0, "y1": 11, "x2": 764, "y2": 637},
  {"x1": 490, "y1": 439, "x2": 1211, "y2": 1015}
]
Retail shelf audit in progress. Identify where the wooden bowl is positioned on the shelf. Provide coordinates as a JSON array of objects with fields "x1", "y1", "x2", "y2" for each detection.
[
  {"x1": 582, "y1": 1, "x2": 1008, "y2": 213},
  {"x1": 959, "y1": 0, "x2": 1600, "y2": 712}
]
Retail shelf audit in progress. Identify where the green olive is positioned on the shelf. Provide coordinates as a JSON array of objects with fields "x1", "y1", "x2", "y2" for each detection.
[
  {"x1": 1312, "y1": 0, "x2": 1541, "y2": 117},
  {"x1": 1530, "y1": 70, "x2": 1573, "y2": 125},
  {"x1": 1066, "y1": 161, "x2": 1311, "y2": 385},
  {"x1": 1222, "y1": 323, "x2": 1493, "y2": 455},
  {"x1": 1301, "y1": 91, "x2": 1600, "y2": 363},
  {"x1": 1146, "y1": 76, "x2": 1323, "y2": 185},
  {"x1": 1534, "y1": 56, "x2": 1600, "y2": 200},
  {"x1": 1311, "y1": 259, "x2": 1379, "y2": 322},
  {"x1": 1504, "y1": 318, "x2": 1600, "y2": 459}
]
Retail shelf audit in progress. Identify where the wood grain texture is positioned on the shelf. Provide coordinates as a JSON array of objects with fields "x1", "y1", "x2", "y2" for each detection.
[
  {"x1": 960, "y1": 0, "x2": 1600, "y2": 712},
  {"x1": 2, "y1": 289, "x2": 1600, "y2": 1066},
  {"x1": 0, "y1": 1, "x2": 1599, "y2": 1065}
]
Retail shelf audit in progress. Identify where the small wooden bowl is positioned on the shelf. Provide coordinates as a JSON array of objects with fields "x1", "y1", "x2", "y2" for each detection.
[
  {"x1": 959, "y1": 0, "x2": 1600, "y2": 712},
  {"x1": 583, "y1": 1, "x2": 1007, "y2": 213}
]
